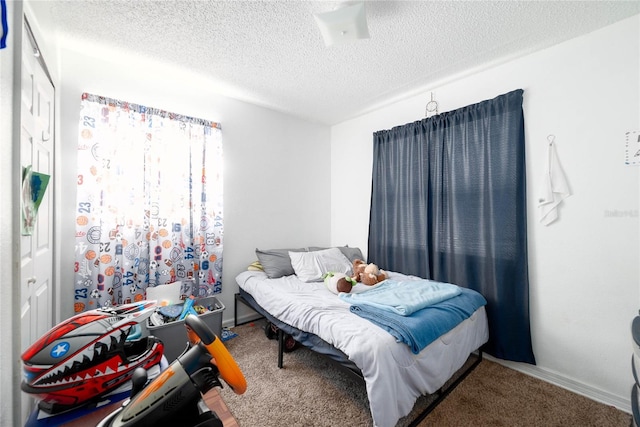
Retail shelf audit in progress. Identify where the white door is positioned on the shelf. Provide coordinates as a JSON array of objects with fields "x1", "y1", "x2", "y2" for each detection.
[{"x1": 20, "y1": 19, "x2": 55, "y2": 422}]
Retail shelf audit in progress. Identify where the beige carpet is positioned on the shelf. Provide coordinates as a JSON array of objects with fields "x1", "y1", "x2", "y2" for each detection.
[{"x1": 219, "y1": 321, "x2": 631, "y2": 426}]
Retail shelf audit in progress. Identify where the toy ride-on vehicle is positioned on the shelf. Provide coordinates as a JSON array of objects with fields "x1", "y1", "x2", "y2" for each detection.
[{"x1": 97, "y1": 313, "x2": 246, "y2": 427}]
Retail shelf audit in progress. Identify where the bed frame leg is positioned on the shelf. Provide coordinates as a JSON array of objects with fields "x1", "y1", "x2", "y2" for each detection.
[
  {"x1": 278, "y1": 328, "x2": 284, "y2": 368},
  {"x1": 407, "y1": 350, "x2": 483, "y2": 427},
  {"x1": 234, "y1": 294, "x2": 238, "y2": 327}
]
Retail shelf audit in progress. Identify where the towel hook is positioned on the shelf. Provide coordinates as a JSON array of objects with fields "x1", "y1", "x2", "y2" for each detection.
[
  {"x1": 547, "y1": 134, "x2": 555, "y2": 146},
  {"x1": 425, "y1": 92, "x2": 439, "y2": 117}
]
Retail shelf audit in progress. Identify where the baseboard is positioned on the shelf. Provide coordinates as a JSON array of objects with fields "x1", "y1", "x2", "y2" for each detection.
[
  {"x1": 223, "y1": 313, "x2": 263, "y2": 328},
  {"x1": 485, "y1": 354, "x2": 632, "y2": 414}
]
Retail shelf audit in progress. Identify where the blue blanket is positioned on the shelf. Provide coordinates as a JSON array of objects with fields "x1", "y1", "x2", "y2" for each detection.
[
  {"x1": 339, "y1": 279, "x2": 461, "y2": 316},
  {"x1": 349, "y1": 288, "x2": 487, "y2": 354}
]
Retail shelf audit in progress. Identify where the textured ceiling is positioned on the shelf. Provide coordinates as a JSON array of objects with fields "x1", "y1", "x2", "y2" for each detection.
[{"x1": 30, "y1": 0, "x2": 640, "y2": 125}]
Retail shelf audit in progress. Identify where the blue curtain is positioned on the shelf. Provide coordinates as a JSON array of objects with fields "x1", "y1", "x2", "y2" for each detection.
[
  {"x1": 0, "y1": 0, "x2": 7, "y2": 49},
  {"x1": 368, "y1": 89, "x2": 535, "y2": 364}
]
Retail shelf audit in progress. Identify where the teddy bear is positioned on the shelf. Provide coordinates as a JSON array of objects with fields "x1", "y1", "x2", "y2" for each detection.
[
  {"x1": 352, "y1": 259, "x2": 367, "y2": 278},
  {"x1": 324, "y1": 260, "x2": 388, "y2": 294},
  {"x1": 351, "y1": 259, "x2": 388, "y2": 286}
]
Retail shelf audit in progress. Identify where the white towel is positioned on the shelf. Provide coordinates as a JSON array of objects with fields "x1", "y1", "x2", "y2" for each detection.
[{"x1": 538, "y1": 142, "x2": 571, "y2": 225}]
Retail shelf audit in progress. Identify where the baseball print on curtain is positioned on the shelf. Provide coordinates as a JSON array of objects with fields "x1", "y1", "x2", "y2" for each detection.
[{"x1": 73, "y1": 93, "x2": 224, "y2": 313}]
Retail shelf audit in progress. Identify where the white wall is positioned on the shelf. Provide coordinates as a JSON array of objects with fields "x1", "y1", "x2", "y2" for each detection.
[
  {"x1": 331, "y1": 15, "x2": 640, "y2": 411},
  {"x1": 55, "y1": 42, "x2": 332, "y2": 325}
]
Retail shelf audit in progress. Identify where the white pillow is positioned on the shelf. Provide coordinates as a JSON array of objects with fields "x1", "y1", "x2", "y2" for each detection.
[{"x1": 289, "y1": 248, "x2": 352, "y2": 282}]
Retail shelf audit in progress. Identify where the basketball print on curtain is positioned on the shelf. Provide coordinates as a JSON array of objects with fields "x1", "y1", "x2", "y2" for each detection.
[{"x1": 73, "y1": 93, "x2": 223, "y2": 312}]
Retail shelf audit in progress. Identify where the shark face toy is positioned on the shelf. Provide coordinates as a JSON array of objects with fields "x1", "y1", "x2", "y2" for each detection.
[{"x1": 21, "y1": 301, "x2": 164, "y2": 414}]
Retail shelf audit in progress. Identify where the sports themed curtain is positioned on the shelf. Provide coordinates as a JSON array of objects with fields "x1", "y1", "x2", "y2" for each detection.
[
  {"x1": 73, "y1": 93, "x2": 224, "y2": 313},
  {"x1": 368, "y1": 89, "x2": 535, "y2": 364}
]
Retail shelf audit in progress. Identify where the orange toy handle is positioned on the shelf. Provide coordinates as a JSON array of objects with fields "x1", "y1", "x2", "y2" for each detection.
[{"x1": 185, "y1": 315, "x2": 247, "y2": 395}]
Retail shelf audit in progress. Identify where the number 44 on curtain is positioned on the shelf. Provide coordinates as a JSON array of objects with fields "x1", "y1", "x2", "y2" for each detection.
[{"x1": 625, "y1": 130, "x2": 640, "y2": 166}]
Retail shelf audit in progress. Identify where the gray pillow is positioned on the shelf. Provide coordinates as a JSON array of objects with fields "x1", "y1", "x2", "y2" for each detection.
[
  {"x1": 308, "y1": 246, "x2": 364, "y2": 263},
  {"x1": 256, "y1": 248, "x2": 307, "y2": 278}
]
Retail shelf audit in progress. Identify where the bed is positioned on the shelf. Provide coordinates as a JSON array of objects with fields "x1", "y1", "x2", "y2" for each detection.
[{"x1": 234, "y1": 247, "x2": 489, "y2": 427}]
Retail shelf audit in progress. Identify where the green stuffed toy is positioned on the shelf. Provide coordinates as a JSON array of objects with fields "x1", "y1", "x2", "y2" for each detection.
[{"x1": 323, "y1": 272, "x2": 357, "y2": 294}]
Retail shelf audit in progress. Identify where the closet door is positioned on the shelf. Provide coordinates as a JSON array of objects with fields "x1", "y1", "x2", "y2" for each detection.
[{"x1": 20, "y1": 18, "x2": 55, "y2": 423}]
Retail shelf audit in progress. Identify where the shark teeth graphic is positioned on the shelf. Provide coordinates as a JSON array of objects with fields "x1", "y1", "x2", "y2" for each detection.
[{"x1": 33, "y1": 327, "x2": 132, "y2": 387}]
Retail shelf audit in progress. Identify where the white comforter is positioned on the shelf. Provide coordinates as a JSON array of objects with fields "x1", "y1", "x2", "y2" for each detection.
[{"x1": 236, "y1": 270, "x2": 489, "y2": 427}]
